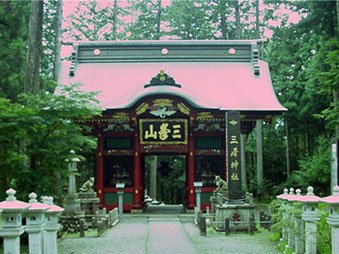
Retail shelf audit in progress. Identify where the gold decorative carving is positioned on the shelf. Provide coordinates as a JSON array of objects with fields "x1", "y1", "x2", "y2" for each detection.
[
  {"x1": 197, "y1": 112, "x2": 213, "y2": 120},
  {"x1": 112, "y1": 112, "x2": 129, "y2": 119},
  {"x1": 177, "y1": 103, "x2": 190, "y2": 115},
  {"x1": 136, "y1": 102, "x2": 149, "y2": 115},
  {"x1": 152, "y1": 99, "x2": 173, "y2": 107}
]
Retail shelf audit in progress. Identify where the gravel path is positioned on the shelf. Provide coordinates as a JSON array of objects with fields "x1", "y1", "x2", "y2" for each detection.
[{"x1": 58, "y1": 215, "x2": 281, "y2": 254}]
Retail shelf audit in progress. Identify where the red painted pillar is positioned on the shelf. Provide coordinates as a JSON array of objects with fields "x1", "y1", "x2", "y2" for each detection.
[
  {"x1": 133, "y1": 133, "x2": 142, "y2": 210},
  {"x1": 96, "y1": 130, "x2": 104, "y2": 207},
  {"x1": 187, "y1": 133, "x2": 195, "y2": 210}
]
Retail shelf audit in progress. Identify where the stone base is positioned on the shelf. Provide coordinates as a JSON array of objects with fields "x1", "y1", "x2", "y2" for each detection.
[
  {"x1": 131, "y1": 208, "x2": 144, "y2": 214},
  {"x1": 79, "y1": 192, "x2": 100, "y2": 222},
  {"x1": 63, "y1": 195, "x2": 82, "y2": 216},
  {"x1": 60, "y1": 213, "x2": 86, "y2": 233},
  {"x1": 185, "y1": 208, "x2": 194, "y2": 214},
  {"x1": 215, "y1": 203, "x2": 255, "y2": 232}
]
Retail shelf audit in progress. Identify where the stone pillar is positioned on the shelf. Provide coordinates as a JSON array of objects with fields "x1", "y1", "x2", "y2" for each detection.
[
  {"x1": 43, "y1": 196, "x2": 64, "y2": 254},
  {"x1": 226, "y1": 111, "x2": 243, "y2": 203},
  {"x1": 0, "y1": 189, "x2": 31, "y2": 254},
  {"x1": 322, "y1": 185, "x2": 339, "y2": 254},
  {"x1": 194, "y1": 182, "x2": 203, "y2": 211},
  {"x1": 300, "y1": 186, "x2": 321, "y2": 254},
  {"x1": 116, "y1": 183, "x2": 125, "y2": 220},
  {"x1": 240, "y1": 134, "x2": 247, "y2": 191},
  {"x1": 25, "y1": 193, "x2": 49, "y2": 254},
  {"x1": 64, "y1": 150, "x2": 82, "y2": 215}
]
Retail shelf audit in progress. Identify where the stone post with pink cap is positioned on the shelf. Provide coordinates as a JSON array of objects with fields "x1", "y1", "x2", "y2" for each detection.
[
  {"x1": 0, "y1": 188, "x2": 31, "y2": 254},
  {"x1": 276, "y1": 188, "x2": 289, "y2": 243},
  {"x1": 286, "y1": 188, "x2": 304, "y2": 254},
  {"x1": 43, "y1": 196, "x2": 64, "y2": 254},
  {"x1": 321, "y1": 185, "x2": 339, "y2": 254},
  {"x1": 300, "y1": 186, "x2": 321, "y2": 254},
  {"x1": 24, "y1": 192, "x2": 50, "y2": 254}
]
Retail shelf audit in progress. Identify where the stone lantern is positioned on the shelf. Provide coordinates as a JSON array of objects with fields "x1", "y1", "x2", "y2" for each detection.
[
  {"x1": 0, "y1": 188, "x2": 31, "y2": 254},
  {"x1": 276, "y1": 188, "x2": 289, "y2": 243},
  {"x1": 321, "y1": 185, "x2": 339, "y2": 254},
  {"x1": 286, "y1": 189, "x2": 304, "y2": 254},
  {"x1": 64, "y1": 150, "x2": 82, "y2": 216},
  {"x1": 285, "y1": 188, "x2": 296, "y2": 250},
  {"x1": 300, "y1": 186, "x2": 321, "y2": 254},
  {"x1": 25, "y1": 192, "x2": 50, "y2": 254},
  {"x1": 43, "y1": 196, "x2": 64, "y2": 254}
]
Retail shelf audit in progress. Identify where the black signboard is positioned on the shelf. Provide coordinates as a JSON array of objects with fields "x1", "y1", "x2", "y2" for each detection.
[
  {"x1": 139, "y1": 119, "x2": 188, "y2": 145},
  {"x1": 226, "y1": 111, "x2": 243, "y2": 202}
]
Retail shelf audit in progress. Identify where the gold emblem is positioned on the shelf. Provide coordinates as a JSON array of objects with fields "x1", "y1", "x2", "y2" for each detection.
[
  {"x1": 153, "y1": 99, "x2": 173, "y2": 107},
  {"x1": 229, "y1": 120, "x2": 238, "y2": 126}
]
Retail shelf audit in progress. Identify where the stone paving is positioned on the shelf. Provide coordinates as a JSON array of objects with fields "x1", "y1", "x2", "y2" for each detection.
[{"x1": 58, "y1": 213, "x2": 282, "y2": 254}]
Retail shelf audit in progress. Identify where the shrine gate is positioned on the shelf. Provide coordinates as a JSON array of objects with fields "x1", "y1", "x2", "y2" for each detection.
[{"x1": 59, "y1": 40, "x2": 286, "y2": 212}]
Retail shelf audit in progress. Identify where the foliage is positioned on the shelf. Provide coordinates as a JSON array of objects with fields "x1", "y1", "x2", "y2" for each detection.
[
  {"x1": 269, "y1": 199, "x2": 332, "y2": 254},
  {"x1": 285, "y1": 136, "x2": 331, "y2": 196},
  {"x1": 0, "y1": 84, "x2": 100, "y2": 202},
  {"x1": 0, "y1": 1, "x2": 29, "y2": 101},
  {"x1": 317, "y1": 203, "x2": 331, "y2": 254},
  {"x1": 64, "y1": 0, "x2": 126, "y2": 41}
]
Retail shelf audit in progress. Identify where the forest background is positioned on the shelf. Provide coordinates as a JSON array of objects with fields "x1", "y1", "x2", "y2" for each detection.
[{"x1": 0, "y1": 0, "x2": 338, "y2": 203}]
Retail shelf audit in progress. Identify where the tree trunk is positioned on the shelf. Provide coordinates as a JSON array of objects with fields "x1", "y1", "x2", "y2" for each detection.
[
  {"x1": 155, "y1": 0, "x2": 162, "y2": 40},
  {"x1": 234, "y1": 0, "x2": 241, "y2": 39},
  {"x1": 112, "y1": 0, "x2": 118, "y2": 40},
  {"x1": 255, "y1": 0, "x2": 260, "y2": 39},
  {"x1": 285, "y1": 119, "x2": 290, "y2": 179},
  {"x1": 256, "y1": 119, "x2": 263, "y2": 196},
  {"x1": 53, "y1": 0, "x2": 63, "y2": 83},
  {"x1": 220, "y1": 1, "x2": 227, "y2": 39},
  {"x1": 24, "y1": 0, "x2": 43, "y2": 94}
]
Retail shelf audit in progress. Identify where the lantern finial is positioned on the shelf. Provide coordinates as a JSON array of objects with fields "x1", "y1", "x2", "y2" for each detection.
[{"x1": 6, "y1": 188, "x2": 16, "y2": 201}]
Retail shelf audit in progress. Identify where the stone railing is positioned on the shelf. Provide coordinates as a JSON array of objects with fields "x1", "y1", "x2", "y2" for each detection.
[
  {"x1": 276, "y1": 185, "x2": 339, "y2": 254},
  {"x1": 0, "y1": 189, "x2": 64, "y2": 254}
]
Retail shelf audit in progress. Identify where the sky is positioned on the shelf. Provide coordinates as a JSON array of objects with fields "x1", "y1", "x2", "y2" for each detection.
[{"x1": 60, "y1": 0, "x2": 303, "y2": 57}]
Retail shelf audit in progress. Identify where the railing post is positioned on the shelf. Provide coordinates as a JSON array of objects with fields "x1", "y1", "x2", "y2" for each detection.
[{"x1": 0, "y1": 189, "x2": 31, "y2": 254}]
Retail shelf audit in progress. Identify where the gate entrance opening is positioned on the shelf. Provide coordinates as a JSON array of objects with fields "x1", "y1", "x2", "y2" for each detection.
[{"x1": 143, "y1": 155, "x2": 186, "y2": 205}]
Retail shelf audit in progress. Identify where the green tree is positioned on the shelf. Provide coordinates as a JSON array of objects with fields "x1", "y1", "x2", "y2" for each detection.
[
  {"x1": 0, "y1": 1, "x2": 29, "y2": 101},
  {"x1": 0, "y1": 84, "x2": 101, "y2": 201},
  {"x1": 64, "y1": 0, "x2": 125, "y2": 41},
  {"x1": 125, "y1": 0, "x2": 163, "y2": 40}
]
